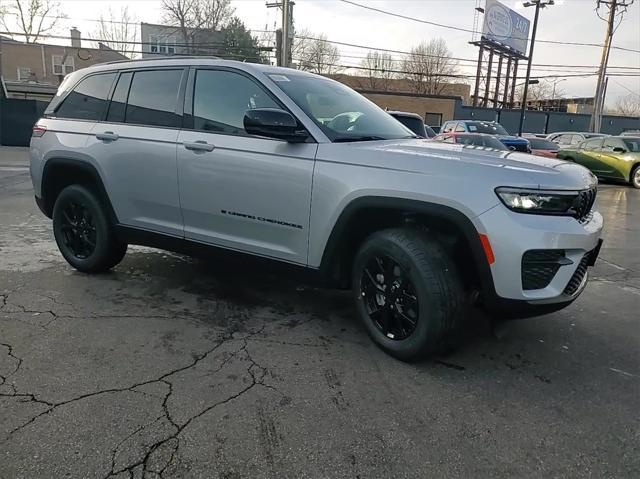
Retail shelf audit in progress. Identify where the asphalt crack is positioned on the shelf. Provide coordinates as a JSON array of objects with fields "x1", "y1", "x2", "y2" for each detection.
[{"x1": 105, "y1": 327, "x2": 271, "y2": 478}]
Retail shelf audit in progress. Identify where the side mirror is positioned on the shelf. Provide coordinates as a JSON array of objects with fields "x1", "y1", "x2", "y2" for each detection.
[
  {"x1": 243, "y1": 108, "x2": 309, "y2": 143},
  {"x1": 613, "y1": 146, "x2": 626, "y2": 153}
]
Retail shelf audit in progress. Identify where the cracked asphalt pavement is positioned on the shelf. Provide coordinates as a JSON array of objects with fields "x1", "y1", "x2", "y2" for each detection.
[{"x1": 1, "y1": 147, "x2": 639, "y2": 478}]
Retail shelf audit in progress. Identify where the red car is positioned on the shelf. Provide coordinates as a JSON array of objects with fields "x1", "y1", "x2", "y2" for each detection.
[{"x1": 524, "y1": 136, "x2": 560, "y2": 158}]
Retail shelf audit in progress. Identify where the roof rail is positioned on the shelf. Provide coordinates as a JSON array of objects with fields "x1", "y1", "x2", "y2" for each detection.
[{"x1": 102, "y1": 55, "x2": 222, "y2": 66}]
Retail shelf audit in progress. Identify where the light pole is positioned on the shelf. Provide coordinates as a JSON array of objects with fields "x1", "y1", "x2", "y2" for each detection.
[
  {"x1": 518, "y1": 0, "x2": 555, "y2": 136},
  {"x1": 551, "y1": 78, "x2": 567, "y2": 111}
]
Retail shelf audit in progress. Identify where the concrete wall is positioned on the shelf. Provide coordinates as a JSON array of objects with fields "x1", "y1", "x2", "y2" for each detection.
[
  {"x1": 332, "y1": 74, "x2": 471, "y2": 103},
  {"x1": 356, "y1": 90, "x2": 460, "y2": 125}
]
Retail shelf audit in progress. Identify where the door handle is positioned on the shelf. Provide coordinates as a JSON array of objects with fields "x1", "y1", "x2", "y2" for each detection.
[
  {"x1": 183, "y1": 140, "x2": 215, "y2": 152},
  {"x1": 95, "y1": 131, "x2": 119, "y2": 142}
]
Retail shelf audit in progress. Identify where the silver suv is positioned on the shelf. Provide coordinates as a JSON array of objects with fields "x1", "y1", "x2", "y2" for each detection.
[{"x1": 30, "y1": 58, "x2": 603, "y2": 360}]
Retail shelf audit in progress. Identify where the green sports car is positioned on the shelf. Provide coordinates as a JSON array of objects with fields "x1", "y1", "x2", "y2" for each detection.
[{"x1": 557, "y1": 136, "x2": 640, "y2": 189}]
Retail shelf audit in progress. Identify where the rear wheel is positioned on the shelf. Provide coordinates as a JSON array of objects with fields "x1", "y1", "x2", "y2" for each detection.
[
  {"x1": 631, "y1": 165, "x2": 640, "y2": 189},
  {"x1": 52, "y1": 185, "x2": 127, "y2": 273},
  {"x1": 352, "y1": 228, "x2": 462, "y2": 361}
]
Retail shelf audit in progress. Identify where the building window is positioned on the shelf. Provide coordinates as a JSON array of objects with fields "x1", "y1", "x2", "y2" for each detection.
[
  {"x1": 149, "y1": 35, "x2": 175, "y2": 55},
  {"x1": 17, "y1": 67, "x2": 32, "y2": 81},
  {"x1": 52, "y1": 55, "x2": 75, "y2": 75}
]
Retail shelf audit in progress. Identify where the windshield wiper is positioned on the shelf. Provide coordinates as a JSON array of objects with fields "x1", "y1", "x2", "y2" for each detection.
[{"x1": 333, "y1": 135, "x2": 387, "y2": 143}]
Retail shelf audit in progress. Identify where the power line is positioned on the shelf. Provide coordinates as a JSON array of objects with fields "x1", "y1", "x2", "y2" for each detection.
[
  {"x1": 611, "y1": 78, "x2": 640, "y2": 97},
  {"x1": 293, "y1": 59, "x2": 638, "y2": 80},
  {"x1": 295, "y1": 35, "x2": 640, "y2": 70},
  {"x1": 0, "y1": 31, "x2": 274, "y2": 52},
  {"x1": 338, "y1": 0, "x2": 640, "y2": 53}
]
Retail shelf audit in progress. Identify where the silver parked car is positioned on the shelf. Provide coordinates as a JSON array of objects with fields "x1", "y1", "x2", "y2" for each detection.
[
  {"x1": 547, "y1": 131, "x2": 608, "y2": 147},
  {"x1": 30, "y1": 58, "x2": 603, "y2": 360}
]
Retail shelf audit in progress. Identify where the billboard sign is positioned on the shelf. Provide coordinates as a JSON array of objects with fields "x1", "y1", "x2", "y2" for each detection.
[{"x1": 482, "y1": 0, "x2": 531, "y2": 56}]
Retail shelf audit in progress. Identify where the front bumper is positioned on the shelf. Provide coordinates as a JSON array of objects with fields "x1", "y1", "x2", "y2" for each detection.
[{"x1": 475, "y1": 203, "x2": 603, "y2": 317}]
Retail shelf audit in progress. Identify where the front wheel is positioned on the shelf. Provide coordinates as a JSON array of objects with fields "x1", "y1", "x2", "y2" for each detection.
[
  {"x1": 352, "y1": 228, "x2": 462, "y2": 361},
  {"x1": 52, "y1": 185, "x2": 127, "y2": 273},
  {"x1": 631, "y1": 165, "x2": 640, "y2": 189}
]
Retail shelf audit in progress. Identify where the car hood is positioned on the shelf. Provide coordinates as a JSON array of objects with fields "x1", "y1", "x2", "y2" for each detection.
[
  {"x1": 496, "y1": 135, "x2": 528, "y2": 143},
  {"x1": 334, "y1": 139, "x2": 597, "y2": 190}
]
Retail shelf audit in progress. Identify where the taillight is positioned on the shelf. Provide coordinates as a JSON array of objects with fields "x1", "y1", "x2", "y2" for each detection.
[{"x1": 32, "y1": 124, "x2": 47, "y2": 137}]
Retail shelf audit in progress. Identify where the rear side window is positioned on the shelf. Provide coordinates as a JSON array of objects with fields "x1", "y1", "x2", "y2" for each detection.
[
  {"x1": 106, "y1": 72, "x2": 133, "y2": 123},
  {"x1": 455, "y1": 123, "x2": 466, "y2": 132},
  {"x1": 192, "y1": 69, "x2": 280, "y2": 136},
  {"x1": 125, "y1": 70, "x2": 183, "y2": 128},
  {"x1": 55, "y1": 73, "x2": 116, "y2": 121}
]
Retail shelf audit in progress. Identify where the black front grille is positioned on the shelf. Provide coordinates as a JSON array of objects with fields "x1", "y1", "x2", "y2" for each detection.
[
  {"x1": 573, "y1": 188, "x2": 597, "y2": 222},
  {"x1": 522, "y1": 250, "x2": 568, "y2": 290},
  {"x1": 563, "y1": 253, "x2": 590, "y2": 296}
]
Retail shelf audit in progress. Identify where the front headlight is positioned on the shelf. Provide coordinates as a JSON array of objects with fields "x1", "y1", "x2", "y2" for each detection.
[{"x1": 495, "y1": 187, "x2": 579, "y2": 215}]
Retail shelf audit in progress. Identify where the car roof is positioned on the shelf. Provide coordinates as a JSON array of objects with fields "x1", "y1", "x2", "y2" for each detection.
[
  {"x1": 65, "y1": 57, "x2": 322, "y2": 79},
  {"x1": 388, "y1": 111, "x2": 423, "y2": 120}
]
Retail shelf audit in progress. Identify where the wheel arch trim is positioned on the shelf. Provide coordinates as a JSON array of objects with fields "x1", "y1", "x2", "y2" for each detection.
[
  {"x1": 40, "y1": 157, "x2": 118, "y2": 224},
  {"x1": 318, "y1": 196, "x2": 497, "y2": 299}
]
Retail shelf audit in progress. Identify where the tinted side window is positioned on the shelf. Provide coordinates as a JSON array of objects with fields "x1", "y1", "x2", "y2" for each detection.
[
  {"x1": 55, "y1": 73, "x2": 116, "y2": 121},
  {"x1": 582, "y1": 138, "x2": 603, "y2": 150},
  {"x1": 106, "y1": 72, "x2": 132, "y2": 123},
  {"x1": 126, "y1": 70, "x2": 183, "y2": 128},
  {"x1": 602, "y1": 138, "x2": 624, "y2": 151},
  {"x1": 192, "y1": 69, "x2": 280, "y2": 136}
]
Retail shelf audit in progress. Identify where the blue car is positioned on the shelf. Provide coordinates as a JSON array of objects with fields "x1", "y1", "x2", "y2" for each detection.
[{"x1": 440, "y1": 120, "x2": 531, "y2": 153}]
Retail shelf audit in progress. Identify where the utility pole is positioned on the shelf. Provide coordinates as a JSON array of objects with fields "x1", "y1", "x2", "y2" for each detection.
[
  {"x1": 518, "y1": 0, "x2": 555, "y2": 136},
  {"x1": 266, "y1": 1, "x2": 293, "y2": 68},
  {"x1": 590, "y1": 0, "x2": 631, "y2": 132},
  {"x1": 281, "y1": 0, "x2": 290, "y2": 67}
]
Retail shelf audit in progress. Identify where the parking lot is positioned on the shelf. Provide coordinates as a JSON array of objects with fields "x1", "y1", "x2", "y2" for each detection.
[{"x1": 1, "y1": 147, "x2": 638, "y2": 478}]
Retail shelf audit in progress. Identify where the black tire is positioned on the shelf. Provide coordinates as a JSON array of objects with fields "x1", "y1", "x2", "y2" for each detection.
[
  {"x1": 630, "y1": 164, "x2": 640, "y2": 189},
  {"x1": 352, "y1": 228, "x2": 462, "y2": 361},
  {"x1": 52, "y1": 184, "x2": 127, "y2": 273}
]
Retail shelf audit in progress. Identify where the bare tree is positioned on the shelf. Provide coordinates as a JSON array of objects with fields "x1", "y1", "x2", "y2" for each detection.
[
  {"x1": 515, "y1": 80, "x2": 560, "y2": 102},
  {"x1": 161, "y1": 0, "x2": 234, "y2": 52},
  {"x1": 293, "y1": 32, "x2": 340, "y2": 75},
  {"x1": 0, "y1": 0, "x2": 66, "y2": 43},
  {"x1": 359, "y1": 51, "x2": 396, "y2": 91},
  {"x1": 401, "y1": 38, "x2": 459, "y2": 95},
  {"x1": 613, "y1": 93, "x2": 640, "y2": 117},
  {"x1": 94, "y1": 7, "x2": 137, "y2": 58}
]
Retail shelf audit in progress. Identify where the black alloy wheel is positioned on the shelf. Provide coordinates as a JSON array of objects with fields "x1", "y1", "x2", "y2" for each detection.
[
  {"x1": 59, "y1": 200, "x2": 97, "y2": 259},
  {"x1": 360, "y1": 254, "x2": 419, "y2": 341},
  {"x1": 352, "y1": 228, "x2": 463, "y2": 361},
  {"x1": 52, "y1": 184, "x2": 127, "y2": 273}
]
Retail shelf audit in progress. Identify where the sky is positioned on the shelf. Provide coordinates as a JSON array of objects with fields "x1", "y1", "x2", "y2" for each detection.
[{"x1": 3, "y1": 0, "x2": 639, "y2": 106}]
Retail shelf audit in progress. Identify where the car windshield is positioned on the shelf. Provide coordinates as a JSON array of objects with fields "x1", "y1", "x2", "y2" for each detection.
[
  {"x1": 455, "y1": 134, "x2": 508, "y2": 150},
  {"x1": 622, "y1": 138, "x2": 640, "y2": 152},
  {"x1": 269, "y1": 73, "x2": 415, "y2": 141},
  {"x1": 528, "y1": 138, "x2": 559, "y2": 150},
  {"x1": 466, "y1": 121, "x2": 509, "y2": 135}
]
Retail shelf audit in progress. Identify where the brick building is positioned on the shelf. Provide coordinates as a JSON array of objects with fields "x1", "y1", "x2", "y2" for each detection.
[{"x1": 0, "y1": 29, "x2": 127, "y2": 100}]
